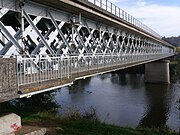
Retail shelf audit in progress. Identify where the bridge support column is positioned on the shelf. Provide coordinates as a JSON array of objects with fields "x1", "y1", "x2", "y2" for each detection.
[{"x1": 145, "y1": 60, "x2": 170, "y2": 83}]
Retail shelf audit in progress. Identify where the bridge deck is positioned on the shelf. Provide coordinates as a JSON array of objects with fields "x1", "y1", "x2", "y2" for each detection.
[{"x1": 18, "y1": 54, "x2": 172, "y2": 98}]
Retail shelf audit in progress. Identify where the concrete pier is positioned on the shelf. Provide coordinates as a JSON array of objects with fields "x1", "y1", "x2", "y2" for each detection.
[
  {"x1": 0, "y1": 113, "x2": 21, "y2": 135},
  {"x1": 145, "y1": 60, "x2": 170, "y2": 83},
  {"x1": 0, "y1": 113, "x2": 46, "y2": 135}
]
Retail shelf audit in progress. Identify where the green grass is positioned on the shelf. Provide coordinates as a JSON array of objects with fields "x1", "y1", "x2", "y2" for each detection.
[
  {"x1": 21, "y1": 110, "x2": 178, "y2": 135},
  {"x1": 58, "y1": 119, "x2": 176, "y2": 135}
]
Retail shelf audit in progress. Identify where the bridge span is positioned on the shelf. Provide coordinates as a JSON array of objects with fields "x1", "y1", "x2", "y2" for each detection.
[{"x1": 0, "y1": 0, "x2": 175, "y2": 102}]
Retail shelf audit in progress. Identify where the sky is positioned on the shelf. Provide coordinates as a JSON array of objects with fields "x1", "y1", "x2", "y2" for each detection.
[{"x1": 108, "y1": 0, "x2": 180, "y2": 37}]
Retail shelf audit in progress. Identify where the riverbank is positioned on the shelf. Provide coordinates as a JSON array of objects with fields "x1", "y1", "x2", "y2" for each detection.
[{"x1": 20, "y1": 109, "x2": 178, "y2": 135}]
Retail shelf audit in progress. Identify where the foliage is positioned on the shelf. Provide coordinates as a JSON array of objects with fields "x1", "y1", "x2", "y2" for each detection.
[
  {"x1": 0, "y1": 92, "x2": 59, "y2": 117},
  {"x1": 162, "y1": 36, "x2": 180, "y2": 47},
  {"x1": 176, "y1": 47, "x2": 180, "y2": 53}
]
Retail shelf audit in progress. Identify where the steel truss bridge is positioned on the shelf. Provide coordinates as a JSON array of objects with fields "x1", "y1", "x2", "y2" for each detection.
[{"x1": 0, "y1": 0, "x2": 175, "y2": 101}]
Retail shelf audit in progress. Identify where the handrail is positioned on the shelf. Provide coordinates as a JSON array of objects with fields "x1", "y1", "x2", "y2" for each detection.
[
  {"x1": 88, "y1": 0, "x2": 162, "y2": 39},
  {"x1": 16, "y1": 52, "x2": 174, "y2": 86}
]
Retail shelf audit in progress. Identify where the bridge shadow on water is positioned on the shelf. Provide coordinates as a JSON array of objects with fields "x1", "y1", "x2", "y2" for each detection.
[
  {"x1": 69, "y1": 78, "x2": 92, "y2": 94},
  {"x1": 110, "y1": 64, "x2": 145, "y2": 89},
  {"x1": 112, "y1": 72, "x2": 144, "y2": 88}
]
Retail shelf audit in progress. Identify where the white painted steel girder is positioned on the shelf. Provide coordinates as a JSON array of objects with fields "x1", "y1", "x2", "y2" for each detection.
[{"x1": 0, "y1": 0, "x2": 174, "y2": 58}]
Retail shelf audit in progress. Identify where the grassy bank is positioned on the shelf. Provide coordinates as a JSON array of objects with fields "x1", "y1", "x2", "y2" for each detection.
[{"x1": 21, "y1": 109, "x2": 178, "y2": 135}]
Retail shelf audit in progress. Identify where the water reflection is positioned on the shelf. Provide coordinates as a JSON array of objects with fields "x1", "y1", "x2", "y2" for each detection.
[
  {"x1": 139, "y1": 84, "x2": 171, "y2": 128},
  {"x1": 55, "y1": 71, "x2": 179, "y2": 131},
  {"x1": 110, "y1": 72, "x2": 144, "y2": 89},
  {"x1": 69, "y1": 78, "x2": 91, "y2": 94},
  {"x1": 119, "y1": 73, "x2": 127, "y2": 85},
  {"x1": 111, "y1": 72, "x2": 127, "y2": 85}
]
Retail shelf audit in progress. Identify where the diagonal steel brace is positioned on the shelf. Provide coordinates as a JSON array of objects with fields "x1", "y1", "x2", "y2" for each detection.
[{"x1": 23, "y1": 10, "x2": 55, "y2": 55}]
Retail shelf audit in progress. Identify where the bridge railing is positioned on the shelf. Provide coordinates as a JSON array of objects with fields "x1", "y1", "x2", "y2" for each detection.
[
  {"x1": 88, "y1": 0, "x2": 162, "y2": 39},
  {"x1": 17, "y1": 55, "x2": 71, "y2": 86},
  {"x1": 16, "y1": 53, "x2": 172, "y2": 86}
]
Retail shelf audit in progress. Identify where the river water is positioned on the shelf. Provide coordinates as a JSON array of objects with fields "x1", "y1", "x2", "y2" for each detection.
[
  {"x1": 0, "y1": 61, "x2": 179, "y2": 132},
  {"x1": 55, "y1": 71, "x2": 180, "y2": 132}
]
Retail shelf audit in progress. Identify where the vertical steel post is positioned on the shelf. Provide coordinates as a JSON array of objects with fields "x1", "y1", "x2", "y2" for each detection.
[
  {"x1": 67, "y1": 56, "x2": 69, "y2": 79},
  {"x1": 122, "y1": 10, "x2": 124, "y2": 19},
  {"x1": 97, "y1": 55, "x2": 99, "y2": 71},
  {"x1": 77, "y1": 57, "x2": 79, "y2": 74},
  {"x1": 79, "y1": 12, "x2": 82, "y2": 24},
  {"x1": 70, "y1": 55, "x2": 72, "y2": 78},
  {"x1": 125, "y1": 12, "x2": 127, "y2": 21},
  {"x1": 16, "y1": 55, "x2": 20, "y2": 92},
  {"x1": 99, "y1": 26, "x2": 101, "y2": 45},
  {"x1": 19, "y1": 0, "x2": 25, "y2": 55},
  {"x1": 88, "y1": 54, "x2": 90, "y2": 72},
  {"x1": 69, "y1": 55, "x2": 72, "y2": 78},
  {"x1": 38, "y1": 55, "x2": 41, "y2": 84},
  {"x1": 111, "y1": 3, "x2": 112, "y2": 13},
  {"x1": 60, "y1": 56, "x2": 62, "y2": 81},
  {"x1": 106, "y1": 0, "x2": 107, "y2": 11}
]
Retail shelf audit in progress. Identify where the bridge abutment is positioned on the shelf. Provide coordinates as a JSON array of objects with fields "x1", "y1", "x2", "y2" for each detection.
[{"x1": 145, "y1": 60, "x2": 170, "y2": 83}]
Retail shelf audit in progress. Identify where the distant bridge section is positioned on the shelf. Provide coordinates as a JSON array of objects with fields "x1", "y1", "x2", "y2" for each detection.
[{"x1": 0, "y1": 0, "x2": 175, "y2": 102}]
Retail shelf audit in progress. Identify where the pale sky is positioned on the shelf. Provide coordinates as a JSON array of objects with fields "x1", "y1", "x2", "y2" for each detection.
[{"x1": 110, "y1": 0, "x2": 180, "y2": 37}]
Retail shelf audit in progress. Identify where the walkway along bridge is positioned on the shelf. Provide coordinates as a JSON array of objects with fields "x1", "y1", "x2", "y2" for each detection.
[{"x1": 0, "y1": 0, "x2": 175, "y2": 102}]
